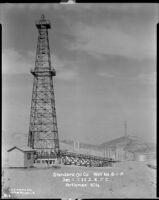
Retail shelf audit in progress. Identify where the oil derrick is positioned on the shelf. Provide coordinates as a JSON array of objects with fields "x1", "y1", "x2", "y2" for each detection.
[{"x1": 28, "y1": 14, "x2": 60, "y2": 158}]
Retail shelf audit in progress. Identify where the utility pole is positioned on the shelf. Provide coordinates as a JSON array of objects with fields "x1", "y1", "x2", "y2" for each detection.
[{"x1": 124, "y1": 120, "x2": 127, "y2": 137}]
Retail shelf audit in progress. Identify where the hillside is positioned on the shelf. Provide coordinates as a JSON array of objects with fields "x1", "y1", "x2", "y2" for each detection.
[
  {"x1": 99, "y1": 135, "x2": 156, "y2": 153},
  {"x1": 60, "y1": 136, "x2": 156, "y2": 154}
]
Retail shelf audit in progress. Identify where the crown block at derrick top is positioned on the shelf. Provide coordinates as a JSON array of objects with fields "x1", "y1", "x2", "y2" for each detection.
[{"x1": 36, "y1": 14, "x2": 51, "y2": 29}]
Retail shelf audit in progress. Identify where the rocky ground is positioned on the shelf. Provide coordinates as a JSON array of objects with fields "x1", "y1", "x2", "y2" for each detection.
[{"x1": 2, "y1": 161, "x2": 156, "y2": 199}]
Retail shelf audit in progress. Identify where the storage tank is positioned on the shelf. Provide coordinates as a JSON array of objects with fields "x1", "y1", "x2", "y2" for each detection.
[{"x1": 134, "y1": 153, "x2": 147, "y2": 162}]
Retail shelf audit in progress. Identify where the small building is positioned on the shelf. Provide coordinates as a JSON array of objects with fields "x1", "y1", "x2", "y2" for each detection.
[{"x1": 7, "y1": 146, "x2": 36, "y2": 168}]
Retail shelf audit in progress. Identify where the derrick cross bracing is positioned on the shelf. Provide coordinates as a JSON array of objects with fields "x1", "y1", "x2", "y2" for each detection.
[
  {"x1": 28, "y1": 14, "x2": 60, "y2": 157},
  {"x1": 60, "y1": 151, "x2": 114, "y2": 167}
]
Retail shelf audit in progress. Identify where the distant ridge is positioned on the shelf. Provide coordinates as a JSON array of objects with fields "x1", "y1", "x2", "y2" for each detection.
[
  {"x1": 97, "y1": 135, "x2": 156, "y2": 153},
  {"x1": 60, "y1": 136, "x2": 156, "y2": 154}
]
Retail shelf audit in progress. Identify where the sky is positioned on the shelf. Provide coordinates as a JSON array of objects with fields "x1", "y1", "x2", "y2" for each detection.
[{"x1": 1, "y1": 3, "x2": 157, "y2": 148}]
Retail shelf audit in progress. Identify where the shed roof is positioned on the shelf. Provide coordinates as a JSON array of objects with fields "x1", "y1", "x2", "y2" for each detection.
[{"x1": 7, "y1": 146, "x2": 36, "y2": 152}]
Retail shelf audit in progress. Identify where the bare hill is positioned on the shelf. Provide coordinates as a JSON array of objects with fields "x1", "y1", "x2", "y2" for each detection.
[
  {"x1": 60, "y1": 136, "x2": 156, "y2": 154},
  {"x1": 98, "y1": 135, "x2": 156, "y2": 153}
]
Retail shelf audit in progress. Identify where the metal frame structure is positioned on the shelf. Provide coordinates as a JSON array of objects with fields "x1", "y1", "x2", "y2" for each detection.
[
  {"x1": 28, "y1": 14, "x2": 60, "y2": 157},
  {"x1": 34, "y1": 150, "x2": 114, "y2": 167},
  {"x1": 60, "y1": 151, "x2": 114, "y2": 167}
]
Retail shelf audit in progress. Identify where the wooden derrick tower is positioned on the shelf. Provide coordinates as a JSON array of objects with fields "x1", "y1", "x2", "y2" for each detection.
[{"x1": 28, "y1": 14, "x2": 60, "y2": 158}]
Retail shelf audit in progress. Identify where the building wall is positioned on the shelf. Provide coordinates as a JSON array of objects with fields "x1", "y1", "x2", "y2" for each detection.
[
  {"x1": 24, "y1": 152, "x2": 34, "y2": 167},
  {"x1": 8, "y1": 149, "x2": 24, "y2": 167}
]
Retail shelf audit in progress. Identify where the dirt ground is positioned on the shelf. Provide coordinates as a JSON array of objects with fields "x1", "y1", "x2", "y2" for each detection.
[{"x1": 2, "y1": 161, "x2": 156, "y2": 199}]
